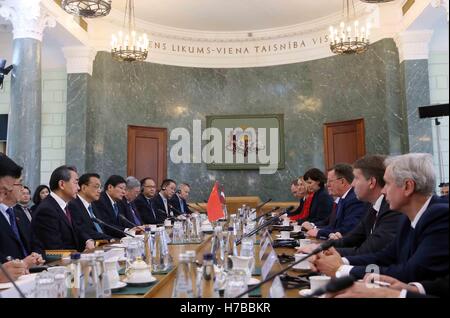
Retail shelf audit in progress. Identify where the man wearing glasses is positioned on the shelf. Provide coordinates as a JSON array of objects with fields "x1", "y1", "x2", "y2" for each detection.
[{"x1": 134, "y1": 177, "x2": 160, "y2": 224}]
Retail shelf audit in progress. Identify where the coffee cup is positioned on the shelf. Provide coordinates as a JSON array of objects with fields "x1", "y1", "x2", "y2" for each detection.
[
  {"x1": 309, "y1": 275, "x2": 331, "y2": 292},
  {"x1": 293, "y1": 225, "x2": 302, "y2": 232},
  {"x1": 299, "y1": 239, "x2": 312, "y2": 247},
  {"x1": 294, "y1": 253, "x2": 311, "y2": 270},
  {"x1": 282, "y1": 219, "x2": 290, "y2": 226}
]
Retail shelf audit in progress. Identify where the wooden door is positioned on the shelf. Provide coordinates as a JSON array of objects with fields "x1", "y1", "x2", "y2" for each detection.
[
  {"x1": 323, "y1": 118, "x2": 365, "y2": 170},
  {"x1": 127, "y1": 126, "x2": 167, "y2": 187}
]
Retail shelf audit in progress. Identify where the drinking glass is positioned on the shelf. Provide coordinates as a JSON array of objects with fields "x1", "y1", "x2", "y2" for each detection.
[{"x1": 224, "y1": 269, "x2": 248, "y2": 298}]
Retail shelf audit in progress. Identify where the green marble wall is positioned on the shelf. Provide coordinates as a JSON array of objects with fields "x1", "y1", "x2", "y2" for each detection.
[{"x1": 76, "y1": 38, "x2": 409, "y2": 201}]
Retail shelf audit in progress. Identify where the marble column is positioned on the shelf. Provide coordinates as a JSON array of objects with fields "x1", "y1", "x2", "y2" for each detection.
[
  {"x1": 63, "y1": 47, "x2": 96, "y2": 174},
  {"x1": 0, "y1": 0, "x2": 55, "y2": 190},
  {"x1": 395, "y1": 30, "x2": 434, "y2": 154}
]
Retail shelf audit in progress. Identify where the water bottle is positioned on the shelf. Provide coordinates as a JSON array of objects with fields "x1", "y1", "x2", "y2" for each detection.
[
  {"x1": 210, "y1": 226, "x2": 224, "y2": 267},
  {"x1": 199, "y1": 253, "x2": 219, "y2": 298},
  {"x1": 185, "y1": 250, "x2": 198, "y2": 297},
  {"x1": 172, "y1": 253, "x2": 194, "y2": 298},
  {"x1": 81, "y1": 254, "x2": 100, "y2": 298},
  {"x1": 68, "y1": 253, "x2": 84, "y2": 298},
  {"x1": 152, "y1": 227, "x2": 165, "y2": 272},
  {"x1": 144, "y1": 226, "x2": 153, "y2": 267},
  {"x1": 224, "y1": 226, "x2": 238, "y2": 271},
  {"x1": 95, "y1": 250, "x2": 111, "y2": 298}
]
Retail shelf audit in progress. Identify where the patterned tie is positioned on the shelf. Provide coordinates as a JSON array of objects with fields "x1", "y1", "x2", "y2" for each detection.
[
  {"x1": 128, "y1": 203, "x2": 142, "y2": 226},
  {"x1": 64, "y1": 206, "x2": 73, "y2": 225},
  {"x1": 5, "y1": 208, "x2": 28, "y2": 257},
  {"x1": 369, "y1": 207, "x2": 379, "y2": 234},
  {"x1": 88, "y1": 205, "x2": 104, "y2": 233}
]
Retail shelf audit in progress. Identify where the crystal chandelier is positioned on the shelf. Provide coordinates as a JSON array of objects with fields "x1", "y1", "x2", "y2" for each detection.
[
  {"x1": 111, "y1": 0, "x2": 149, "y2": 62},
  {"x1": 329, "y1": 0, "x2": 371, "y2": 54},
  {"x1": 61, "y1": 0, "x2": 111, "y2": 18}
]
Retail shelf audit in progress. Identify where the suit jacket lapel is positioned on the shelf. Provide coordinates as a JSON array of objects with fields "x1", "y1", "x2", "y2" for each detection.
[{"x1": 0, "y1": 212, "x2": 22, "y2": 244}]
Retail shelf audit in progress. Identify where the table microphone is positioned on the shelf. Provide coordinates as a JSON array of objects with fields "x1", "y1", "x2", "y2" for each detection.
[
  {"x1": 305, "y1": 275, "x2": 355, "y2": 298},
  {"x1": 0, "y1": 263, "x2": 26, "y2": 298},
  {"x1": 253, "y1": 206, "x2": 280, "y2": 222},
  {"x1": 168, "y1": 204, "x2": 182, "y2": 215},
  {"x1": 157, "y1": 209, "x2": 176, "y2": 221},
  {"x1": 236, "y1": 206, "x2": 294, "y2": 245},
  {"x1": 92, "y1": 217, "x2": 136, "y2": 238},
  {"x1": 118, "y1": 213, "x2": 139, "y2": 228},
  {"x1": 234, "y1": 239, "x2": 337, "y2": 298},
  {"x1": 255, "y1": 198, "x2": 272, "y2": 210}
]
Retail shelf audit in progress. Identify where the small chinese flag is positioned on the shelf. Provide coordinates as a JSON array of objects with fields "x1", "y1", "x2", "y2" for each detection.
[{"x1": 207, "y1": 181, "x2": 225, "y2": 222}]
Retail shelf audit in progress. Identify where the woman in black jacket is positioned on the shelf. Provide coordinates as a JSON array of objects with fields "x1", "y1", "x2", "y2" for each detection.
[{"x1": 298, "y1": 168, "x2": 333, "y2": 224}]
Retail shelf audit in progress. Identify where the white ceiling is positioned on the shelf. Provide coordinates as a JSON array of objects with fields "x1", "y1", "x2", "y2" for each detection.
[{"x1": 111, "y1": 0, "x2": 347, "y2": 32}]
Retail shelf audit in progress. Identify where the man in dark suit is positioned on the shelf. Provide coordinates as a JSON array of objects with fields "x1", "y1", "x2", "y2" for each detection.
[
  {"x1": 68, "y1": 173, "x2": 113, "y2": 241},
  {"x1": 313, "y1": 153, "x2": 449, "y2": 283},
  {"x1": 152, "y1": 179, "x2": 177, "y2": 220},
  {"x1": 15, "y1": 186, "x2": 32, "y2": 224},
  {"x1": 298, "y1": 155, "x2": 402, "y2": 257},
  {"x1": 134, "y1": 177, "x2": 160, "y2": 224},
  {"x1": 0, "y1": 154, "x2": 37, "y2": 281},
  {"x1": 31, "y1": 166, "x2": 95, "y2": 253},
  {"x1": 305, "y1": 164, "x2": 366, "y2": 239},
  {"x1": 119, "y1": 176, "x2": 143, "y2": 227},
  {"x1": 93, "y1": 175, "x2": 141, "y2": 237},
  {"x1": 0, "y1": 173, "x2": 44, "y2": 267},
  {"x1": 169, "y1": 183, "x2": 192, "y2": 216}
]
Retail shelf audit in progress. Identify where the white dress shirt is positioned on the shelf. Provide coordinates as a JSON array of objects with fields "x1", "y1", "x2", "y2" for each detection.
[{"x1": 336, "y1": 196, "x2": 433, "y2": 278}]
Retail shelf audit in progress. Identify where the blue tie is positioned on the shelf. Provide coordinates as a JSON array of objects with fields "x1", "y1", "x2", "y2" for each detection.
[
  {"x1": 112, "y1": 203, "x2": 119, "y2": 219},
  {"x1": 179, "y1": 197, "x2": 185, "y2": 214},
  {"x1": 128, "y1": 203, "x2": 142, "y2": 226},
  {"x1": 88, "y1": 205, "x2": 104, "y2": 233},
  {"x1": 334, "y1": 200, "x2": 344, "y2": 227},
  {"x1": 5, "y1": 208, "x2": 28, "y2": 257}
]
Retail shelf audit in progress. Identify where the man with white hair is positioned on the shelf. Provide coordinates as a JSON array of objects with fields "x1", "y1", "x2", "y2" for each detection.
[
  {"x1": 312, "y1": 153, "x2": 449, "y2": 283},
  {"x1": 119, "y1": 176, "x2": 143, "y2": 227}
]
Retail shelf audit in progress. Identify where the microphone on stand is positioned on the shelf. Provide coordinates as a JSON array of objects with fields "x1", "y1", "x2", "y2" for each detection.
[
  {"x1": 118, "y1": 213, "x2": 139, "y2": 228},
  {"x1": 0, "y1": 262, "x2": 26, "y2": 298},
  {"x1": 305, "y1": 275, "x2": 355, "y2": 298},
  {"x1": 236, "y1": 206, "x2": 294, "y2": 245},
  {"x1": 253, "y1": 206, "x2": 280, "y2": 222},
  {"x1": 235, "y1": 240, "x2": 337, "y2": 298},
  {"x1": 255, "y1": 198, "x2": 272, "y2": 211},
  {"x1": 92, "y1": 217, "x2": 136, "y2": 238},
  {"x1": 157, "y1": 209, "x2": 176, "y2": 221}
]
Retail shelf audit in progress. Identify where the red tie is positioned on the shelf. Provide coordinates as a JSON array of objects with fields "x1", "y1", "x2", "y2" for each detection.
[{"x1": 64, "y1": 206, "x2": 72, "y2": 225}]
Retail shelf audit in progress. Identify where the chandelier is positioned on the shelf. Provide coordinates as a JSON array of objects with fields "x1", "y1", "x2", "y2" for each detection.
[
  {"x1": 329, "y1": 0, "x2": 370, "y2": 54},
  {"x1": 111, "y1": 0, "x2": 149, "y2": 62},
  {"x1": 61, "y1": 0, "x2": 111, "y2": 18}
]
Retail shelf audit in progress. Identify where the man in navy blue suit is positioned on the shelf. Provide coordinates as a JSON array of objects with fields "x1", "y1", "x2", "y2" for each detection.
[
  {"x1": 313, "y1": 153, "x2": 449, "y2": 283},
  {"x1": 169, "y1": 183, "x2": 192, "y2": 216},
  {"x1": 305, "y1": 163, "x2": 366, "y2": 239}
]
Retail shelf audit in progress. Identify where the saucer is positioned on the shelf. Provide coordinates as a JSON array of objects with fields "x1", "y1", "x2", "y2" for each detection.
[
  {"x1": 248, "y1": 277, "x2": 261, "y2": 286},
  {"x1": 111, "y1": 281, "x2": 127, "y2": 291},
  {"x1": 124, "y1": 276, "x2": 157, "y2": 286},
  {"x1": 299, "y1": 289, "x2": 312, "y2": 297}
]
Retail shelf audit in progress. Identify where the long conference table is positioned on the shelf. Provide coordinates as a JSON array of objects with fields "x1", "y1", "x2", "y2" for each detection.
[{"x1": 46, "y1": 199, "x2": 323, "y2": 298}]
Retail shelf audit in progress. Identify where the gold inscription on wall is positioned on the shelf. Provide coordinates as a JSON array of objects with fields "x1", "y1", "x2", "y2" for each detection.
[{"x1": 149, "y1": 35, "x2": 329, "y2": 56}]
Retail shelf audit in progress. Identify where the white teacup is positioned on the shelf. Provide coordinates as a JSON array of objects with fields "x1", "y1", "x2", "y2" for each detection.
[
  {"x1": 299, "y1": 239, "x2": 312, "y2": 247},
  {"x1": 294, "y1": 253, "x2": 311, "y2": 270},
  {"x1": 282, "y1": 219, "x2": 290, "y2": 226},
  {"x1": 280, "y1": 231, "x2": 291, "y2": 239},
  {"x1": 309, "y1": 275, "x2": 331, "y2": 292},
  {"x1": 164, "y1": 219, "x2": 172, "y2": 227},
  {"x1": 150, "y1": 224, "x2": 157, "y2": 232}
]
